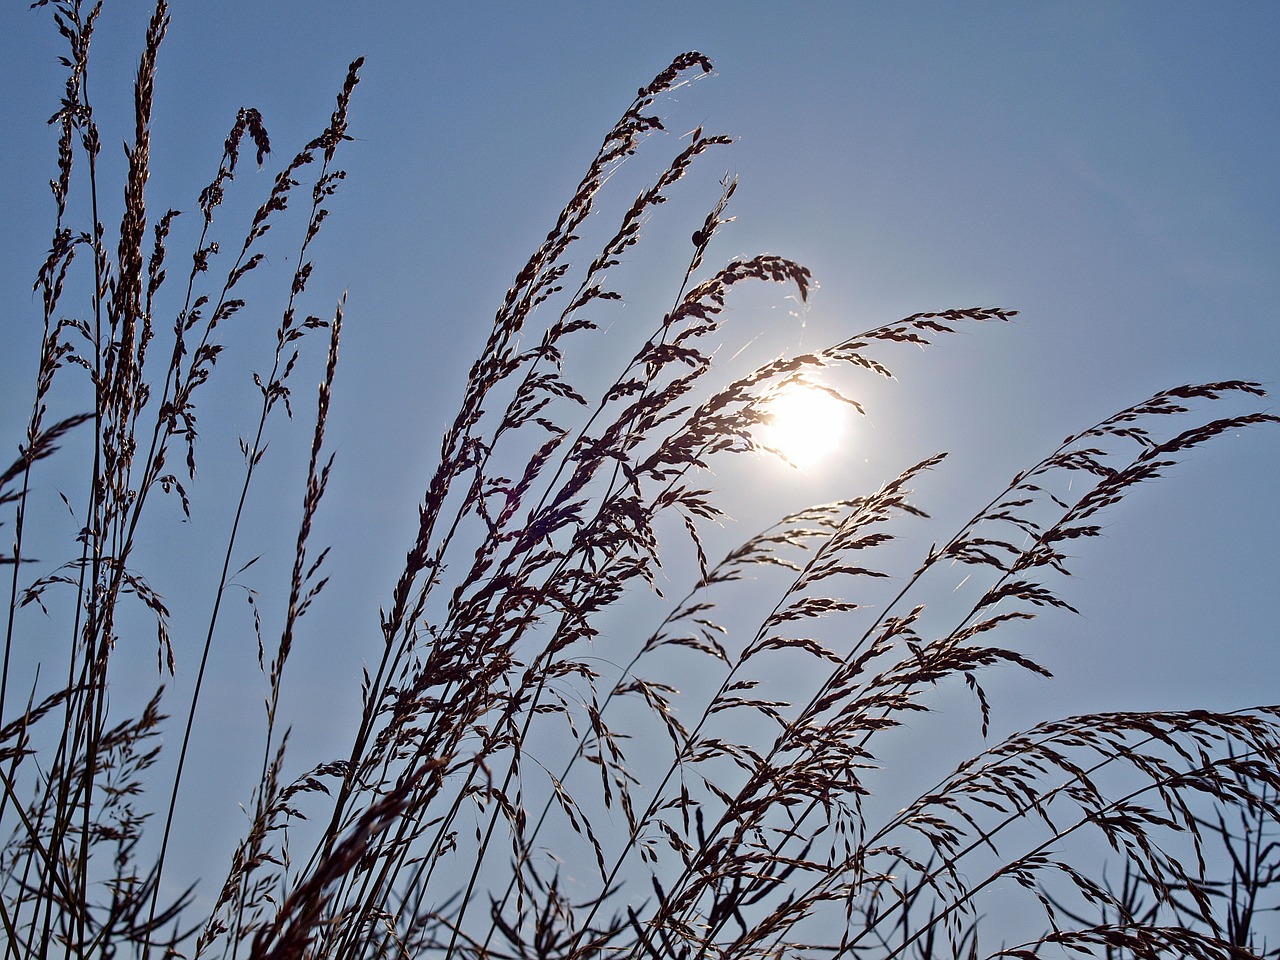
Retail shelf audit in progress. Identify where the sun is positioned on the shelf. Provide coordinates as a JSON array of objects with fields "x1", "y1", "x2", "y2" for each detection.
[{"x1": 760, "y1": 382, "x2": 850, "y2": 468}]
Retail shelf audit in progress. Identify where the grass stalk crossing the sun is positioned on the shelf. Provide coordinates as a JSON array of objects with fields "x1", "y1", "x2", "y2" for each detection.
[{"x1": 3, "y1": 3, "x2": 1279, "y2": 958}]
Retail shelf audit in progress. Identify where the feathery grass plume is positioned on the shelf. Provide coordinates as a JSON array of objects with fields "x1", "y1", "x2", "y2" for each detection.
[
  {"x1": 5, "y1": 6, "x2": 1279, "y2": 960},
  {"x1": 4, "y1": 2, "x2": 362, "y2": 957}
]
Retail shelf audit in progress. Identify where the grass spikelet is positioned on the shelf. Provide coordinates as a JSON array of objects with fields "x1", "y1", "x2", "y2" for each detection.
[{"x1": 4, "y1": 11, "x2": 1278, "y2": 960}]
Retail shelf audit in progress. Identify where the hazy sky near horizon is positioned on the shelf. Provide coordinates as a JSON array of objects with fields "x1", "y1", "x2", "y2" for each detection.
[{"x1": 2, "y1": 0, "x2": 1278, "y2": 910}]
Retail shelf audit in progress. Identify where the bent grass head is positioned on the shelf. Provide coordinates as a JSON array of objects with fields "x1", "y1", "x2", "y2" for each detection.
[{"x1": 3, "y1": 4, "x2": 1279, "y2": 960}]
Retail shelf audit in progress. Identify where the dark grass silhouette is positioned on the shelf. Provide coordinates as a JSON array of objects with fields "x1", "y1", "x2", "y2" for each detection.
[{"x1": 4, "y1": 3, "x2": 1279, "y2": 958}]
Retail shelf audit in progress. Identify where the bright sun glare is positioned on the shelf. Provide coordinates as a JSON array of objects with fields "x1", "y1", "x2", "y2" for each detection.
[{"x1": 761, "y1": 383, "x2": 849, "y2": 468}]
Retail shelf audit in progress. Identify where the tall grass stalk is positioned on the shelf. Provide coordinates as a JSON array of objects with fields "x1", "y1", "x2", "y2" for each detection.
[{"x1": 3, "y1": 4, "x2": 1279, "y2": 959}]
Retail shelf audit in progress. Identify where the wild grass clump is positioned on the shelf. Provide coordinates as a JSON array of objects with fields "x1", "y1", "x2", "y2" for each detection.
[{"x1": 4, "y1": 3, "x2": 1279, "y2": 958}]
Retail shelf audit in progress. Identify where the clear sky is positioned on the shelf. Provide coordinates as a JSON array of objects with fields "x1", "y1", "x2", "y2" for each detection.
[{"x1": 2, "y1": 0, "x2": 1278, "y2": 930}]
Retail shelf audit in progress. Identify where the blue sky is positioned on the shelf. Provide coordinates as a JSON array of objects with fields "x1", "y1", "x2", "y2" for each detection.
[{"x1": 2, "y1": 0, "x2": 1278, "y2": 926}]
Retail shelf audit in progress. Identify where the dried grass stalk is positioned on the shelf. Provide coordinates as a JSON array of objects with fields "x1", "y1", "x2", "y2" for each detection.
[{"x1": 4, "y1": 7, "x2": 1278, "y2": 960}]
